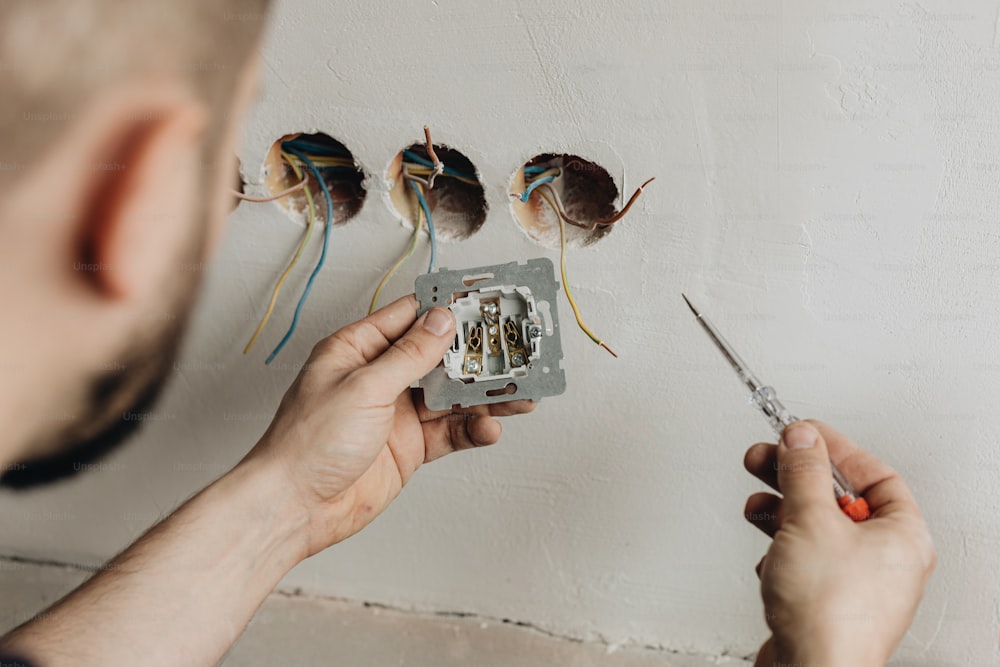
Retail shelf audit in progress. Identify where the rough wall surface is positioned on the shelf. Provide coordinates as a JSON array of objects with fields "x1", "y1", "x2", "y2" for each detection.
[{"x1": 0, "y1": 1, "x2": 995, "y2": 663}]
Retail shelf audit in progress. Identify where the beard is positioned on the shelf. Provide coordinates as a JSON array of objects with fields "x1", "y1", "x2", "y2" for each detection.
[{"x1": 0, "y1": 249, "x2": 202, "y2": 491}]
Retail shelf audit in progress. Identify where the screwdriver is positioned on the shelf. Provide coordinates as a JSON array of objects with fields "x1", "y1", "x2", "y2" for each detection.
[{"x1": 682, "y1": 295, "x2": 871, "y2": 522}]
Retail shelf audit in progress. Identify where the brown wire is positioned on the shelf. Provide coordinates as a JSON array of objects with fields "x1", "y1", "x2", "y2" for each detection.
[
  {"x1": 594, "y1": 177, "x2": 656, "y2": 225},
  {"x1": 423, "y1": 125, "x2": 444, "y2": 188},
  {"x1": 230, "y1": 175, "x2": 307, "y2": 203},
  {"x1": 534, "y1": 175, "x2": 655, "y2": 230}
]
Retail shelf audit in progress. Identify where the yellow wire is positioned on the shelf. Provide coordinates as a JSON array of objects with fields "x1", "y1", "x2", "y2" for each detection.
[
  {"x1": 537, "y1": 186, "x2": 617, "y2": 358},
  {"x1": 368, "y1": 192, "x2": 425, "y2": 315},
  {"x1": 243, "y1": 153, "x2": 318, "y2": 354},
  {"x1": 529, "y1": 167, "x2": 562, "y2": 182},
  {"x1": 403, "y1": 165, "x2": 481, "y2": 186},
  {"x1": 307, "y1": 157, "x2": 356, "y2": 168}
]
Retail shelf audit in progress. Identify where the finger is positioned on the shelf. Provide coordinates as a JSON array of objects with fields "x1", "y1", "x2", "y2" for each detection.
[
  {"x1": 488, "y1": 399, "x2": 538, "y2": 417},
  {"x1": 774, "y1": 421, "x2": 837, "y2": 519},
  {"x1": 422, "y1": 413, "x2": 502, "y2": 463},
  {"x1": 310, "y1": 295, "x2": 420, "y2": 369},
  {"x1": 416, "y1": 397, "x2": 484, "y2": 422},
  {"x1": 468, "y1": 414, "x2": 503, "y2": 447},
  {"x1": 804, "y1": 420, "x2": 920, "y2": 518},
  {"x1": 744, "y1": 492, "x2": 783, "y2": 538},
  {"x1": 416, "y1": 398, "x2": 538, "y2": 422},
  {"x1": 806, "y1": 420, "x2": 898, "y2": 495},
  {"x1": 755, "y1": 556, "x2": 765, "y2": 579},
  {"x1": 743, "y1": 442, "x2": 779, "y2": 492},
  {"x1": 365, "y1": 294, "x2": 422, "y2": 341},
  {"x1": 360, "y1": 308, "x2": 456, "y2": 403}
]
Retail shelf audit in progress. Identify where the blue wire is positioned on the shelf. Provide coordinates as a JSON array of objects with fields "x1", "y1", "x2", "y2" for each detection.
[
  {"x1": 523, "y1": 165, "x2": 549, "y2": 175},
  {"x1": 408, "y1": 179, "x2": 436, "y2": 274},
  {"x1": 401, "y1": 150, "x2": 435, "y2": 169},
  {"x1": 282, "y1": 138, "x2": 352, "y2": 158},
  {"x1": 519, "y1": 175, "x2": 556, "y2": 203},
  {"x1": 266, "y1": 147, "x2": 334, "y2": 365}
]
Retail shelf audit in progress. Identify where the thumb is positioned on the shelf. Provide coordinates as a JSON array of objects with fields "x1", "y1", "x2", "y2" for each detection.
[
  {"x1": 362, "y1": 307, "x2": 455, "y2": 401},
  {"x1": 775, "y1": 421, "x2": 836, "y2": 518}
]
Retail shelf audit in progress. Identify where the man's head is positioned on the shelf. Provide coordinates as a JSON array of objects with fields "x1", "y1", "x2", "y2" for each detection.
[{"x1": 0, "y1": 1, "x2": 270, "y2": 489}]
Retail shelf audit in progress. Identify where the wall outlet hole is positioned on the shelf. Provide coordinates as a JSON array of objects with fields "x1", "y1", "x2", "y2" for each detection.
[
  {"x1": 263, "y1": 132, "x2": 366, "y2": 225},
  {"x1": 510, "y1": 154, "x2": 619, "y2": 248},
  {"x1": 387, "y1": 143, "x2": 487, "y2": 241}
]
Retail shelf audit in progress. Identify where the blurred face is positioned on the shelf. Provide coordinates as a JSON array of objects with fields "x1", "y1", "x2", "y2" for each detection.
[
  {"x1": 0, "y1": 230, "x2": 205, "y2": 490},
  {"x1": 0, "y1": 16, "x2": 262, "y2": 490}
]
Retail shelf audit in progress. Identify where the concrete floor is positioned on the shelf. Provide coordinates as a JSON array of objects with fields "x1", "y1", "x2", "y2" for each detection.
[{"x1": 0, "y1": 557, "x2": 753, "y2": 667}]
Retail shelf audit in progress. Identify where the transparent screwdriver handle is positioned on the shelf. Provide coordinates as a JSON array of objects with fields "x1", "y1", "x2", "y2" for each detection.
[
  {"x1": 750, "y1": 386, "x2": 795, "y2": 435},
  {"x1": 750, "y1": 386, "x2": 871, "y2": 522}
]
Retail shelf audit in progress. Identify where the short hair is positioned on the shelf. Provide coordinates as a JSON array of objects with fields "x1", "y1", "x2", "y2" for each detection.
[{"x1": 0, "y1": 1, "x2": 271, "y2": 191}]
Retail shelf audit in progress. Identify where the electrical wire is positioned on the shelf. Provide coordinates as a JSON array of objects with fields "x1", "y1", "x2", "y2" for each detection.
[
  {"x1": 401, "y1": 150, "x2": 476, "y2": 182},
  {"x1": 423, "y1": 126, "x2": 442, "y2": 168},
  {"x1": 265, "y1": 147, "x2": 334, "y2": 364},
  {"x1": 281, "y1": 137, "x2": 353, "y2": 157},
  {"x1": 365, "y1": 128, "x2": 447, "y2": 313},
  {"x1": 520, "y1": 161, "x2": 654, "y2": 230},
  {"x1": 404, "y1": 166, "x2": 480, "y2": 186},
  {"x1": 408, "y1": 178, "x2": 436, "y2": 274},
  {"x1": 593, "y1": 177, "x2": 656, "y2": 225},
  {"x1": 231, "y1": 175, "x2": 307, "y2": 203},
  {"x1": 517, "y1": 167, "x2": 561, "y2": 202},
  {"x1": 523, "y1": 165, "x2": 551, "y2": 175},
  {"x1": 368, "y1": 193, "x2": 425, "y2": 315},
  {"x1": 538, "y1": 183, "x2": 617, "y2": 358},
  {"x1": 423, "y1": 125, "x2": 444, "y2": 188},
  {"x1": 243, "y1": 154, "x2": 316, "y2": 354},
  {"x1": 238, "y1": 135, "x2": 361, "y2": 362},
  {"x1": 517, "y1": 160, "x2": 653, "y2": 356}
]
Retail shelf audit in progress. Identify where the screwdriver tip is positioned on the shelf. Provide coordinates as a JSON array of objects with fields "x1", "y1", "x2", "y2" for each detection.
[{"x1": 681, "y1": 293, "x2": 700, "y2": 318}]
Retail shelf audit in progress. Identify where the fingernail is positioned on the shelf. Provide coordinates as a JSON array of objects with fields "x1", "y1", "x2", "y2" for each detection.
[
  {"x1": 783, "y1": 424, "x2": 818, "y2": 449},
  {"x1": 423, "y1": 308, "x2": 453, "y2": 336}
]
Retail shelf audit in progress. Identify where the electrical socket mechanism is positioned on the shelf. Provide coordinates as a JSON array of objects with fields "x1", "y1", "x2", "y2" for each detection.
[{"x1": 415, "y1": 258, "x2": 567, "y2": 410}]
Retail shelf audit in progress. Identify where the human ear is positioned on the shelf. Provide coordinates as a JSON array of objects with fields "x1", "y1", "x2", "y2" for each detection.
[{"x1": 78, "y1": 91, "x2": 208, "y2": 302}]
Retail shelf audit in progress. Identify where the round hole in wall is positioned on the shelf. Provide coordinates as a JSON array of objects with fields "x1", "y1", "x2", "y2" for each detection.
[
  {"x1": 263, "y1": 133, "x2": 366, "y2": 225},
  {"x1": 387, "y1": 143, "x2": 487, "y2": 241},
  {"x1": 510, "y1": 154, "x2": 620, "y2": 248}
]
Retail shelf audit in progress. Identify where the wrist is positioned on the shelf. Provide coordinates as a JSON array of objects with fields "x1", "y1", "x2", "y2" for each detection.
[{"x1": 222, "y1": 455, "x2": 312, "y2": 570}]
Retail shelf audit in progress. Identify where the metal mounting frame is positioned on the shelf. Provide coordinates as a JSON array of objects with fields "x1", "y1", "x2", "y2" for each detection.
[{"x1": 415, "y1": 258, "x2": 567, "y2": 410}]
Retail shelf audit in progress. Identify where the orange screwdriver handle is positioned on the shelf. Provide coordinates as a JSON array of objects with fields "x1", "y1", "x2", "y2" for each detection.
[{"x1": 838, "y1": 495, "x2": 871, "y2": 522}]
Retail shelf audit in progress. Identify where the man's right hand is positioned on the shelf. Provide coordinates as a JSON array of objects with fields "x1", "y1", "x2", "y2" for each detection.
[{"x1": 743, "y1": 420, "x2": 936, "y2": 667}]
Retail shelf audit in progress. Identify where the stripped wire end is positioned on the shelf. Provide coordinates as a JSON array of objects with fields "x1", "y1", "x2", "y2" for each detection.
[
  {"x1": 423, "y1": 125, "x2": 444, "y2": 188},
  {"x1": 600, "y1": 342, "x2": 618, "y2": 358}
]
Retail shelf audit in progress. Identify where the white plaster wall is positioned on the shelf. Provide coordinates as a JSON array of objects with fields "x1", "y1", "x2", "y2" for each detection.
[{"x1": 1, "y1": 0, "x2": 998, "y2": 663}]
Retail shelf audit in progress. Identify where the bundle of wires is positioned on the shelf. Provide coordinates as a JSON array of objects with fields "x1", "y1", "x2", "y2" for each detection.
[
  {"x1": 517, "y1": 159, "x2": 655, "y2": 358},
  {"x1": 368, "y1": 126, "x2": 478, "y2": 315},
  {"x1": 238, "y1": 136, "x2": 358, "y2": 364}
]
